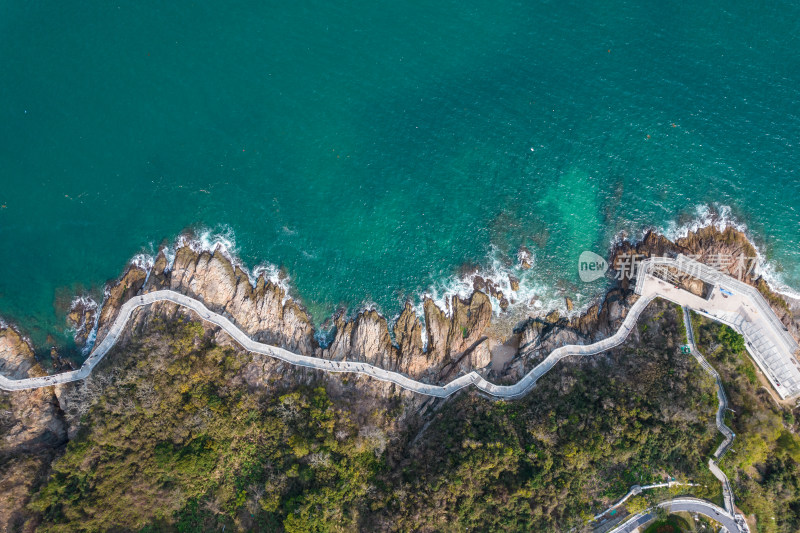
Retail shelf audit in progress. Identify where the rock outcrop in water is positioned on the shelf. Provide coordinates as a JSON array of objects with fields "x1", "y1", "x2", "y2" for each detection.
[
  {"x1": 507, "y1": 287, "x2": 638, "y2": 379},
  {"x1": 3, "y1": 225, "x2": 796, "y2": 394},
  {"x1": 0, "y1": 328, "x2": 40, "y2": 381},
  {"x1": 611, "y1": 226, "x2": 759, "y2": 288},
  {"x1": 90, "y1": 245, "x2": 495, "y2": 386},
  {"x1": 610, "y1": 225, "x2": 800, "y2": 338},
  {"x1": 65, "y1": 298, "x2": 98, "y2": 347},
  {"x1": 0, "y1": 329, "x2": 66, "y2": 448},
  {"x1": 94, "y1": 247, "x2": 317, "y2": 357}
]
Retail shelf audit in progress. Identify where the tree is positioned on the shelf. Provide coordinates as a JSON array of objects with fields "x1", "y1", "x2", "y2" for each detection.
[
  {"x1": 627, "y1": 496, "x2": 648, "y2": 515},
  {"x1": 718, "y1": 325, "x2": 745, "y2": 354},
  {"x1": 655, "y1": 505, "x2": 669, "y2": 522}
]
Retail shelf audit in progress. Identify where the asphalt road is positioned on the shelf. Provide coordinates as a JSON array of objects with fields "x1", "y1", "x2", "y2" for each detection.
[{"x1": 609, "y1": 498, "x2": 740, "y2": 533}]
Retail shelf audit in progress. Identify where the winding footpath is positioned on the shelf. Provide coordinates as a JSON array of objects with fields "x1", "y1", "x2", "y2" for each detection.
[
  {"x1": 683, "y1": 306, "x2": 738, "y2": 515},
  {"x1": 603, "y1": 305, "x2": 750, "y2": 532},
  {"x1": 0, "y1": 289, "x2": 655, "y2": 396},
  {"x1": 0, "y1": 255, "x2": 789, "y2": 532},
  {"x1": 1, "y1": 256, "x2": 797, "y2": 411}
]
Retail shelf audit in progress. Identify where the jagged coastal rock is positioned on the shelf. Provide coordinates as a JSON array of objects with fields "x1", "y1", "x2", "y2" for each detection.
[
  {"x1": 0, "y1": 225, "x2": 796, "y2": 398},
  {"x1": 0, "y1": 328, "x2": 45, "y2": 381},
  {"x1": 65, "y1": 298, "x2": 98, "y2": 347},
  {"x1": 611, "y1": 226, "x2": 759, "y2": 287},
  {"x1": 612, "y1": 226, "x2": 798, "y2": 338},
  {"x1": 0, "y1": 329, "x2": 67, "y2": 531},
  {"x1": 0, "y1": 330, "x2": 65, "y2": 446},
  {"x1": 84, "y1": 244, "x2": 499, "y2": 386},
  {"x1": 0, "y1": 225, "x2": 796, "y2": 532},
  {"x1": 1, "y1": 225, "x2": 798, "y2": 531}
]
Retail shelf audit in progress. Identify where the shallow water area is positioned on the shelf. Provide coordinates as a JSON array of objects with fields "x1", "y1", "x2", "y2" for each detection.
[{"x1": 1, "y1": 0, "x2": 799, "y2": 351}]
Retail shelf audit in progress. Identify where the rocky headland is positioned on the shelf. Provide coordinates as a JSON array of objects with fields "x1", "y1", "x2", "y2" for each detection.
[
  {"x1": 1, "y1": 225, "x2": 799, "y2": 531},
  {"x1": 0, "y1": 329, "x2": 67, "y2": 531},
  {"x1": 2, "y1": 225, "x2": 797, "y2": 395}
]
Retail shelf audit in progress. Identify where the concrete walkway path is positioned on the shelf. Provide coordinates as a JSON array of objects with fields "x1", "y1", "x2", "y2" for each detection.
[
  {"x1": 0, "y1": 289, "x2": 656, "y2": 396},
  {"x1": 1, "y1": 255, "x2": 796, "y2": 415}
]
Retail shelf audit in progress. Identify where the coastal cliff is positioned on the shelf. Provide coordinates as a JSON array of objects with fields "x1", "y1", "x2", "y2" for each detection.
[
  {"x1": 3, "y1": 225, "x2": 796, "y2": 394},
  {"x1": 90, "y1": 245, "x2": 496, "y2": 387},
  {"x1": 612, "y1": 226, "x2": 800, "y2": 338},
  {"x1": 1, "y1": 225, "x2": 800, "y2": 531},
  {"x1": 0, "y1": 329, "x2": 67, "y2": 532},
  {"x1": 1, "y1": 225, "x2": 796, "y2": 397}
]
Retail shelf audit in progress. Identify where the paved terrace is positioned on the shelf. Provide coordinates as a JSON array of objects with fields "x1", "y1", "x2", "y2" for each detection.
[{"x1": 636, "y1": 255, "x2": 800, "y2": 399}]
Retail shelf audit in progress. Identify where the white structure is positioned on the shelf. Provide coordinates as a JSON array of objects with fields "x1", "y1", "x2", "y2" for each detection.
[
  {"x1": 1, "y1": 254, "x2": 797, "y2": 406},
  {"x1": 636, "y1": 255, "x2": 800, "y2": 399}
]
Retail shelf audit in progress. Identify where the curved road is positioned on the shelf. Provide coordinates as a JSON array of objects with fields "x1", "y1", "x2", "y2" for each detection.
[{"x1": 609, "y1": 498, "x2": 740, "y2": 533}]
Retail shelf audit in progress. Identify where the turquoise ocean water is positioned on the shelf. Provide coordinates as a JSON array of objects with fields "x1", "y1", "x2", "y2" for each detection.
[{"x1": 1, "y1": 1, "x2": 799, "y2": 351}]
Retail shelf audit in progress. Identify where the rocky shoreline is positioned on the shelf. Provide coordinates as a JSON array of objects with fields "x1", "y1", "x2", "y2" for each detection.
[
  {"x1": 1, "y1": 225, "x2": 799, "y2": 531},
  {"x1": 1, "y1": 226, "x2": 798, "y2": 393}
]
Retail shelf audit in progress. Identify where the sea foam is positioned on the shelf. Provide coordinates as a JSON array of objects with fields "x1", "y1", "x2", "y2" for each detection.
[
  {"x1": 129, "y1": 226, "x2": 293, "y2": 303},
  {"x1": 658, "y1": 203, "x2": 800, "y2": 301}
]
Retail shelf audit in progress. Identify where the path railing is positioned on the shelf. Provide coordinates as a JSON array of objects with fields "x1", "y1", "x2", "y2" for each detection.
[{"x1": 0, "y1": 290, "x2": 655, "y2": 398}]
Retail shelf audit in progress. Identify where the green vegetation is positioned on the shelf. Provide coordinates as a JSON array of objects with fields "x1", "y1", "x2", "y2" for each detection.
[
  {"x1": 627, "y1": 495, "x2": 649, "y2": 514},
  {"x1": 0, "y1": 393, "x2": 11, "y2": 412},
  {"x1": 28, "y1": 320, "x2": 388, "y2": 532},
  {"x1": 675, "y1": 304, "x2": 687, "y2": 342},
  {"x1": 382, "y1": 300, "x2": 720, "y2": 531},
  {"x1": 691, "y1": 311, "x2": 800, "y2": 533},
  {"x1": 16, "y1": 301, "x2": 734, "y2": 531},
  {"x1": 643, "y1": 513, "x2": 691, "y2": 533},
  {"x1": 718, "y1": 324, "x2": 746, "y2": 355}
]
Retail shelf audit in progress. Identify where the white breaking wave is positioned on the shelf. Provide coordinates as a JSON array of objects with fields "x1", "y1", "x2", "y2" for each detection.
[
  {"x1": 410, "y1": 244, "x2": 582, "y2": 344},
  {"x1": 68, "y1": 295, "x2": 98, "y2": 313},
  {"x1": 760, "y1": 262, "x2": 800, "y2": 301},
  {"x1": 130, "y1": 253, "x2": 155, "y2": 272},
  {"x1": 67, "y1": 295, "x2": 102, "y2": 355},
  {"x1": 68, "y1": 296, "x2": 102, "y2": 355},
  {"x1": 662, "y1": 203, "x2": 748, "y2": 241},
  {"x1": 125, "y1": 226, "x2": 293, "y2": 304},
  {"x1": 173, "y1": 226, "x2": 237, "y2": 265},
  {"x1": 658, "y1": 203, "x2": 800, "y2": 301},
  {"x1": 87, "y1": 209, "x2": 800, "y2": 358}
]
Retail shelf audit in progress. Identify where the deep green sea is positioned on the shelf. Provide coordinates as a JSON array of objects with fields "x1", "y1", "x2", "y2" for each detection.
[{"x1": 1, "y1": 1, "x2": 799, "y2": 351}]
